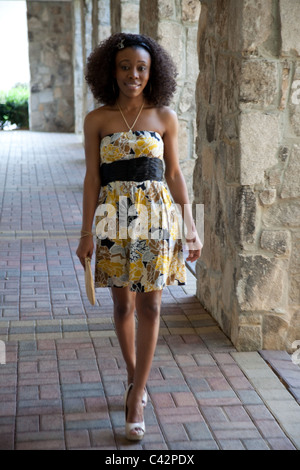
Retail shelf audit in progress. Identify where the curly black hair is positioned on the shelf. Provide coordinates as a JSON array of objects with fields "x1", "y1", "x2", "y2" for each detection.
[{"x1": 85, "y1": 33, "x2": 177, "y2": 106}]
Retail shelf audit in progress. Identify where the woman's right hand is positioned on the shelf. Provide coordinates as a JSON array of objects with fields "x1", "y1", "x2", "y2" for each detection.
[{"x1": 76, "y1": 236, "x2": 94, "y2": 269}]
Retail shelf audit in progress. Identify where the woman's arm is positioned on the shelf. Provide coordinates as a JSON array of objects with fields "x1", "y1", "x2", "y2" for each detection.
[
  {"x1": 162, "y1": 109, "x2": 202, "y2": 262},
  {"x1": 76, "y1": 112, "x2": 102, "y2": 268}
]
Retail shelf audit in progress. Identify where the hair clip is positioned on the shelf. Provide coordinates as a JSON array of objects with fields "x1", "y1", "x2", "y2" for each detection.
[{"x1": 117, "y1": 38, "x2": 125, "y2": 49}]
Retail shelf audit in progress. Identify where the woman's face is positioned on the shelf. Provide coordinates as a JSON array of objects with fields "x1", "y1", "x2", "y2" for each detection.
[{"x1": 115, "y1": 46, "x2": 151, "y2": 99}]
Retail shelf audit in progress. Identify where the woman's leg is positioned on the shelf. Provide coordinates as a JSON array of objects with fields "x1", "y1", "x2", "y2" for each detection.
[
  {"x1": 111, "y1": 286, "x2": 136, "y2": 385},
  {"x1": 125, "y1": 290, "x2": 162, "y2": 428}
]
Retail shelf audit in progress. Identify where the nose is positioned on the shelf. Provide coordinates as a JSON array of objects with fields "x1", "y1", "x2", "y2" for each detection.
[{"x1": 129, "y1": 67, "x2": 139, "y2": 79}]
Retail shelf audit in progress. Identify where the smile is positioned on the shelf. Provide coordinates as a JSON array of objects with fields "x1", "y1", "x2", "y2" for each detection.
[{"x1": 125, "y1": 83, "x2": 141, "y2": 89}]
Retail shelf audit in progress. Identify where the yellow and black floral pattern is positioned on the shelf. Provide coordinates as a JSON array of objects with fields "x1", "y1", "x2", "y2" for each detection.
[{"x1": 95, "y1": 130, "x2": 186, "y2": 292}]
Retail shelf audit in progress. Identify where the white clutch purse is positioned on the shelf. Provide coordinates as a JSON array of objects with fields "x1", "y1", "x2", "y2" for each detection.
[{"x1": 85, "y1": 257, "x2": 95, "y2": 305}]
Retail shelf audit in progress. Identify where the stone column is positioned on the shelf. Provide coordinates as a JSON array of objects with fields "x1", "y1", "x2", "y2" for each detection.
[
  {"x1": 195, "y1": 0, "x2": 300, "y2": 351},
  {"x1": 73, "y1": 0, "x2": 85, "y2": 135},
  {"x1": 97, "y1": 0, "x2": 111, "y2": 42},
  {"x1": 111, "y1": 0, "x2": 140, "y2": 34},
  {"x1": 140, "y1": 0, "x2": 201, "y2": 202},
  {"x1": 26, "y1": 0, "x2": 74, "y2": 132},
  {"x1": 73, "y1": 0, "x2": 106, "y2": 135}
]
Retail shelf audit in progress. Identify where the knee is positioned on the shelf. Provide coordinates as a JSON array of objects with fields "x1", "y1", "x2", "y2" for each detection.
[
  {"x1": 114, "y1": 302, "x2": 134, "y2": 320},
  {"x1": 140, "y1": 302, "x2": 161, "y2": 322}
]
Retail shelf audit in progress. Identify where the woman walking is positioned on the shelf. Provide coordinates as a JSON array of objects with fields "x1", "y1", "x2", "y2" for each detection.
[{"x1": 76, "y1": 33, "x2": 202, "y2": 441}]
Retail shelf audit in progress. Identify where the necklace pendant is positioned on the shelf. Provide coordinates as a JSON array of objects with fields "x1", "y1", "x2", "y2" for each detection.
[{"x1": 117, "y1": 100, "x2": 144, "y2": 135}]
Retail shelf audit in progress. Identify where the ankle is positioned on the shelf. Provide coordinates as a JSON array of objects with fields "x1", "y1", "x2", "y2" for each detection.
[
  {"x1": 127, "y1": 368, "x2": 135, "y2": 386},
  {"x1": 131, "y1": 385, "x2": 145, "y2": 402},
  {"x1": 127, "y1": 375, "x2": 134, "y2": 386}
]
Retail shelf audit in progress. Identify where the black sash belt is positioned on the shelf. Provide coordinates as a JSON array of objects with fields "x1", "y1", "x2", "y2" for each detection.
[{"x1": 100, "y1": 156, "x2": 164, "y2": 186}]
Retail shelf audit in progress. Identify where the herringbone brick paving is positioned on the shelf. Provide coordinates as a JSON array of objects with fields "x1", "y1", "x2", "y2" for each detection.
[{"x1": 0, "y1": 131, "x2": 300, "y2": 450}]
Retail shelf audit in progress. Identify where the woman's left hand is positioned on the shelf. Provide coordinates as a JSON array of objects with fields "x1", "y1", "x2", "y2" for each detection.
[{"x1": 185, "y1": 233, "x2": 202, "y2": 262}]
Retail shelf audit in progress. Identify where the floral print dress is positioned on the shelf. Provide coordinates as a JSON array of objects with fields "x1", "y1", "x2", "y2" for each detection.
[{"x1": 94, "y1": 130, "x2": 186, "y2": 292}]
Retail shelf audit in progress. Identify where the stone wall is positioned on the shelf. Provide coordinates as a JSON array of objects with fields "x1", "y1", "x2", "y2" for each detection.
[
  {"x1": 26, "y1": 0, "x2": 74, "y2": 132},
  {"x1": 195, "y1": 0, "x2": 300, "y2": 351},
  {"x1": 140, "y1": 0, "x2": 201, "y2": 202}
]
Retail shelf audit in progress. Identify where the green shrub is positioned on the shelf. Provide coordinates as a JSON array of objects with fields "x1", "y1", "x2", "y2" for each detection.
[{"x1": 0, "y1": 84, "x2": 29, "y2": 130}]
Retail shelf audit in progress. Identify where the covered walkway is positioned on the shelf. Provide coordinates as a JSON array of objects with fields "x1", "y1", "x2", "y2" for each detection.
[{"x1": 0, "y1": 131, "x2": 300, "y2": 450}]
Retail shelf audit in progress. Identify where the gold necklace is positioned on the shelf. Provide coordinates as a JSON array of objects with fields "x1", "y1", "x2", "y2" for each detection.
[{"x1": 117, "y1": 100, "x2": 144, "y2": 132}]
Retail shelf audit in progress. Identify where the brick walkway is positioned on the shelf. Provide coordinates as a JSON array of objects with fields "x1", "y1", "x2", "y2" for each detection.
[{"x1": 0, "y1": 131, "x2": 300, "y2": 451}]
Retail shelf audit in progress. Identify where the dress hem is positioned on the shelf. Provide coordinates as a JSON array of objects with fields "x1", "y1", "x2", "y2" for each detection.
[{"x1": 94, "y1": 280, "x2": 186, "y2": 292}]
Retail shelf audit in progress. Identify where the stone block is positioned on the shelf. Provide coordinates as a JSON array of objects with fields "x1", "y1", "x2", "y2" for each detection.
[
  {"x1": 177, "y1": 120, "x2": 189, "y2": 160},
  {"x1": 221, "y1": 259, "x2": 235, "y2": 314},
  {"x1": 182, "y1": 0, "x2": 201, "y2": 22},
  {"x1": 262, "y1": 314, "x2": 290, "y2": 350},
  {"x1": 223, "y1": 142, "x2": 240, "y2": 184},
  {"x1": 241, "y1": 0, "x2": 273, "y2": 55},
  {"x1": 121, "y1": 1, "x2": 140, "y2": 33},
  {"x1": 205, "y1": 111, "x2": 216, "y2": 143},
  {"x1": 157, "y1": 22, "x2": 185, "y2": 79},
  {"x1": 237, "y1": 255, "x2": 288, "y2": 311},
  {"x1": 289, "y1": 233, "x2": 300, "y2": 274},
  {"x1": 280, "y1": 0, "x2": 300, "y2": 56},
  {"x1": 237, "y1": 187, "x2": 257, "y2": 245},
  {"x1": 289, "y1": 99, "x2": 300, "y2": 138},
  {"x1": 259, "y1": 189, "x2": 277, "y2": 206},
  {"x1": 158, "y1": 0, "x2": 175, "y2": 19},
  {"x1": 39, "y1": 89, "x2": 54, "y2": 104},
  {"x1": 263, "y1": 200, "x2": 300, "y2": 229},
  {"x1": 281, "y1": 145, "x2": 300, "y2": 198},
  {"x1": 239, "y1": 59, "x2": 278, "y2": 108},
  {"x1": 234, "y1": 325, "x2": 263, "y2": 352},
  {"x1": 58, "y1": 45, "x2": 71, "y2": 62},
  {"x1": 187, "y1": 27, "x2": 199, "y2": 84},
  {"x1": 179, "y1": 160, "x2": 195, "y2": 202},
  {"x1": 239, "y1": 112, "x2": 280, "y2": 185},
  {"x1": 200, "y1": 145, "x2": 214, "y2": 184},
  {"x1": 239, "y1": 312, "x2": 262, "y2": 326},
  {"x1": 179, "y1": 83, "x2": 196, "y2": 114},
  {"x1": 260, "y1": 230, "x2": 291, "y2": 257},
  {"x1": 289, "y1": 276, "x2": 300, "y2": 305},
  {"x1": 196, "y1": 261, "x2": 212, "y2": 314}
]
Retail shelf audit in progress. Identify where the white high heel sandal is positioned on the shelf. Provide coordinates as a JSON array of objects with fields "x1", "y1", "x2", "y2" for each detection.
[{"x1": 124, "y1": 384, "x2": 145, "y2": 441}]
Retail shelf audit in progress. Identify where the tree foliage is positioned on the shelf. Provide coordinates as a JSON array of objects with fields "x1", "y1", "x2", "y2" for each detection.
[{"x1": 0, "y1": 84, "x2": 29, "y2": 130}]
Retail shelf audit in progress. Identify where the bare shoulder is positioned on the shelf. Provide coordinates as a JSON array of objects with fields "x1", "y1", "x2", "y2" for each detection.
[
  {"x1": 156, "y1": 106, "x2": 177, "y2": 121},
  {"x1": 155, "y1": 106, "x2": 178, "y2": 136},
  {"x1": 156, "y1": 106, "x2": 178, "y2": 134},
  {"x1": 84, "y1": 105, "x2": 113, "y2": 136}
]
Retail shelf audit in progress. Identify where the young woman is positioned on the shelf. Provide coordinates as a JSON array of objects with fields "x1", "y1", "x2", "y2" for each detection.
[{"x1": 76, "y1": 33, "x2": 202, "y2": 441}]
